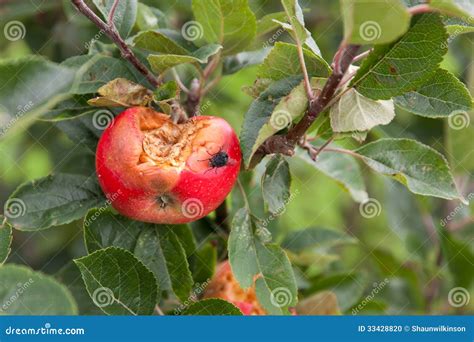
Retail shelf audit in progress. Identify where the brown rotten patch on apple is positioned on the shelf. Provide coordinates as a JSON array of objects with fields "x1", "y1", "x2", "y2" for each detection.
[{"x1": 204, "y1": 261, "x2": 266, "y2": 315}]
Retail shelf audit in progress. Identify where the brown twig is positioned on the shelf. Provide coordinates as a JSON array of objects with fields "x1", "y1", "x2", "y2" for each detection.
[
  {"x1": 261, "y1": 44, "x2": 360, "y2": 156},
  {"x1": 107, "y1": 0, "x2": 120, "y2": 26},
  {"x1": 353, "y1": 49, "x2": 373, "y2": 63},
  {"x1": 71, "y1": 0, "x2": 160, "y2": 88},
  {"x1": 185, "y1": 53, "x2": 222, "y2": 117},
  {"x1": 185, "y1": 78, "x2": 202, "y2": 117},
  {"x1": 300, "y1": 136, "x2": 335, "y2": 161}
]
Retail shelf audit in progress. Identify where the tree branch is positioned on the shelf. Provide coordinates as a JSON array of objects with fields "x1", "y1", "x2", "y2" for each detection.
[
  {"x1": 107, "y1": 0, "x2": 120, "y2": 26},
  {"x1": 261, "y1": 44, "x2": 360, "y2": 156},
  {"x1": 287, "y1": 44, "x2": 360, "y2": 144},
  {"x1": 71, "y1": 0, "x2": 161, "y2": 88},
  {"x1": 186, "y1": 53, "x2": 222, "y2": 117}
]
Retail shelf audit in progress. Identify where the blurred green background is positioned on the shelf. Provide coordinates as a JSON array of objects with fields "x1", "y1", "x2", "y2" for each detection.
[{"x1": 0, "y1": 0, "x2": 473, "y2": 315}]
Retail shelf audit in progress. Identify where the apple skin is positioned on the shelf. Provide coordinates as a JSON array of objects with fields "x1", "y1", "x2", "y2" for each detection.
[
  {"x1": 203, "y1": 261, "x2": 266, "y2": 315},
  {"x1": 95, "y1": 107, "x2": 241, "y2": 224}
]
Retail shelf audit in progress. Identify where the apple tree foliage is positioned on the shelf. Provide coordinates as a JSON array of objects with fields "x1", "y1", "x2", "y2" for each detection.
[{"x1": 0, "y1": 0, "x2": 473, "y2": 315}]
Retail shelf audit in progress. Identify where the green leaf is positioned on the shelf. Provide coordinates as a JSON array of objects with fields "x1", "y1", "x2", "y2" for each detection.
[
  {"x1": 0, "y1": 57, "x2": 75, "y2": 138},
  {"x1": 355, "y1": 139, "x2": 463, "y2": 201},
  {"x1": 62, "y1": 55, "x2": 139, "y2": 95},
  {"x1": 241, "y1": 76, "x2": 326, "y2": 167},
  {"x1": 438, "y1": 227, "x2": 474, "y2": 289},
  {"x1": 228, "y1": 208, "x2": 297, "y2": 314},
  {"x1": 384, "y1": 180, "x2": 430, "y2": 257},
  {"x1": 147, "y1": 44, "x2": 222, "y2": 74},
  {"x1": 257, "y1": 42, "x2": 330, "y2": 81},
  {"x1": 41, "y1": 97, "x2": 92, "y2": 122},
  {"x1": 55, "y1": 262, "x2": 103, "y2": 315},
  {"x1": 256, "y1": 11, "x2": 287, "y2": 37},
  {"x1": 84, "y1": 208, "x2": 143, "y2": 253},
  {"x1": 394, "y1": 68, "x2": 472, "y2": 118},
  {"x1": 55, "y1": 111, "x2": 107, "y2": 151},
  {"x1": 281, "y1": 0, "x2": 321, "y2": 56},
  {"x1": 133, "y1": 30, "x2": 190, "y2": 55},
  {"x1": 297, "y1": 147, "x2": 368, "y2": 203},
  {"x1": 330, "y1": 88, "x2": 395, "y2": 132},
  {"x1": 93, "y1": 0, "x2": 137, "y2": 38},
  {"x1": 341, "y1": 0, "x2": 411, "y2": 45},
  {"x1": 83, "y1": 209, "x2": 194, "y2": 302},
  {"x1": 281, "y1": 226, "x2": 356, "y2": 253},
  {"x1": 134, "y1": 227, "x2": 194, "y2": 302},
  {"x1": 262, "y1": 154, "x2": 291, "y2": 214},
  {"x1": 0, "y1": 264, "x2": 77, "y2": 315},
  {"x1": 6, "y1": 174, "x2": 106, "y2": 231},
  {"x1": 192, "y1": 0, "x2": 257, "y2": 55},
  {"x1": 87, "y1": 78, "x2": 153, "y2": 107},
  {"x1": 180, "y1": 298, "x2": 242, "y2": 315},
  {"x1": 444, "y1": 17, "x2": 474, "y2": 35},
  {"x1": 154, "y1": 81, "x2": 179, "y2": 102},
  {"x1": 429, "y1": 0, "x2": 474, "y2": 21},
  {"x1": 350, "y1": 13, "x2": 448, "y2": 100},
  {"x1": 223, "y1": 49, "x2": 271, "y2": 75},
  {"x1": 134, "y1": 3, "x2": 166, "y2": 31},
  {"x1": 74, "y1": 247, "x2": 157, "y2": 315},
  {"x1": 172, "y1": 224, "x2": 198, "y2": 259},
  {"x1": 0, "y1": 221, "x2": 13, "y2": 264},
  {"x1": 191, "y1": 241, "x2": 217, "y2": 283}
]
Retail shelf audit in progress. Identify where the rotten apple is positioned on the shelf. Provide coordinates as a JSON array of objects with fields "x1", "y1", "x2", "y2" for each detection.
[
  {"x1": 203, "y1": 261, "x2": 266, "y2": 315},
  {"x1": 95, "y1": 107, "x2": 241, "y2": 224}
]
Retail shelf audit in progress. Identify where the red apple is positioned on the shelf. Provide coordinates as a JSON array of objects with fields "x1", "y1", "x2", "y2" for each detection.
[{"x1": 95, "y1": 107, "x2": 241, "y2": 224}]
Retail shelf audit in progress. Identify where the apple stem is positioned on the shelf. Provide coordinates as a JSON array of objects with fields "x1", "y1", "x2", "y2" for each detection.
[{"x1": 71, "y1": 0, "x2": 161, "y2": 89}]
